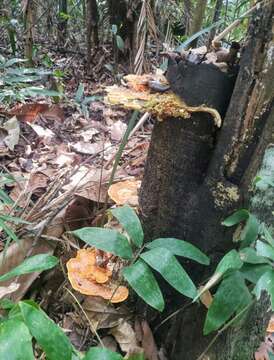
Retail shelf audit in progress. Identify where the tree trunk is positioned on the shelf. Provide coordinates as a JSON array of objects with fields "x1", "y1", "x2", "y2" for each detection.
[
  {"x1": 57, "y1": 0, "x2": 68, "y2": 47},
  {"x1": 86, "y1": 0, "x2": 99, "y2": 73},
  {"x1": 139, "y1": 2, "x2": 274, "y2": 359},
  {"x1": 208, "y1": 0, "x2": 223, "y2": 46},
  {"x1": 189, "y1": 0, "x2": 207, "y2": 46},
  {"x1": 24, "y1": 0, "x2": 35, "y2": 64}
]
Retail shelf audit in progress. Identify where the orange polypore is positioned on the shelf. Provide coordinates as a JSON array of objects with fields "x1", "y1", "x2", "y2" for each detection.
[
  {"x1": 66, "y1": 248, "x2": 129, "y2": 303},
  {"x1": 108, "y1": 180, "x2": 141, "y2": 206}
]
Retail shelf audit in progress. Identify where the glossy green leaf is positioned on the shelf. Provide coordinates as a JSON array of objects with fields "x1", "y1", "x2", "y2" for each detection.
[
  {"x1": 0, "y1": 254, "x2": 58, "y2": 282},
  {"x1": 215, "y1": 250, "x2": 243, "y2": 275},
  {"x1": 239, "y1": 247, "x2": 270, "y2": 264},
  {"x1": 222, "y1": 209, "x2": 249, "y2": 227},
  {"x1": 204, "y1": 271, "x2": 252, "y2": 335},
  {"x1": 111, "y1": 205, "x2": 144, "y2": 248},
  {"x1": 0, "y1": 319, "x2": 34, "y2": 360},
  {"x1": 72, "y1": 227, "x2": 133, "y2": 259},
  {"x1": 253, "y1": 270, "x2": 274, "y2": 309},
  {"x1": 256, "y1": 241, "x2": 274, "y2": 261},
  {"x1": 240, "y1": 214, "x2": 259, "y2": 247},
  {"x1": 123, "y1": 259, "x2": 164, "y2": 311},
  {"x1": 194, "y1": 250, "x2": 242, "y2": 302},
  {"x1": 141, "y1": 248, "x2": 197, "y2": 299},
  {"x1": 146, "y1": 238, "x2": 209, "y2": 265},
  {"x1": 241, "y1": 263, "x2": 272, "y2": 284},
  {"x1": 83, "y1": 347, "x2": 123, "y2": 360},
  {"x1": 19, "y1": 302, "x2": 72, "y2": 360}
]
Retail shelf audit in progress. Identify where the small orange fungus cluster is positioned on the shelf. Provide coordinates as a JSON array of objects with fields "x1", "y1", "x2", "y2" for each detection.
[{"x1": 67, "y1": 248, "x2": 128, "y2": 303}]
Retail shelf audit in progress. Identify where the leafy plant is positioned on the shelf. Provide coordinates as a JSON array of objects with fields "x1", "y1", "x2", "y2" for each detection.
[
  {"x1": 111, "y1": 24, "x2": 125, "y2": 52},
  {"x1": 72, "y1": 205, "x2": 210, "y2": 311},
  {"x1": 196, "y1": 208, "x2": 274, "y2": 335},
  {"x1": 74, "y1": 83, "x2": 101, "y2": 118},
  {"x1": 0, "y1": 299, "x2": 144, "y2": 360},
  {"x1": 0, "y1": 56, "x2": 62, "y2": 104}
]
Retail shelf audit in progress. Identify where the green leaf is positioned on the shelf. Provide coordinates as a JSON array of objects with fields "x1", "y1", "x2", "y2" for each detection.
[
  {"x1": 75, "y1": 83, "x2": 84, "y2": 103},
  {"x1": 204, "y1": 271, "x2": 252, "y2": 335},
  {"x1": 5, "y1": 58, "x2": 27, "y2": 67},
  {"x1": 72, "y1": 227, "x2": 133, "y2": 259},
  {"x1": 241, "y1": 263, "x2": 272, "y2": 284},
  {"x1": 20, "y1": 87, "x2": 62, "y2": 98},
  {"x1": 262, "y1": 225, "x2": 274, "y2": 248},
  {"x1": 0, "y1": 215, "x2": 30, "y2": 225},
  {"x1": 127, "y1": 352, "x2": 145, "y2": 360},
  {"x1": 268, "y1": 352, "x2": 274, "y2": 360},
  {"x1": 146, "y1": 238, "x2": 210, "y2": 265},
  {"x1": 215, "y1": 250, "x2": 243, "y2": 274},
  {"x1": 253, "y1": 270, "x2": 274, "y2": 309},
  {"x1": 116, "y1": 35, "x2": 124, "y2": 51},
  {"x1": 240, "y1": 214, "x2": 259, "y2": 247},
  {"x1": 0, "y1": 189, "x2": 14, "y2": 205},
  {"x1": 111, "y1": 24, "x2": 118, "y2": 35},
  {"x1": 0, "y1": 298, "x2": 15, "y2": 310},
  {"x1": 222, "y1": 209, "x2": 249, "y2": 227},
  {"x1": 141, "y1": 248, "x2": 197, "y2": 299},
  {"x1": 239, "y1": 247, "x2": 270, "y2": 264},
  {"x1": 0, "y1": 318, "x2": 34, "y2": 360},
  {"x1": 82, "y1": 96, "x2": 101, "y2": 105},
  {"x1": 194, "y1": 250, "x2": 242, "y2": 302},
  {"x1": 123, "y1": 259, "x2": 164, "y2": 311},
  {"x1": 19, "y1": 302, "x2": 72, "y2": 360},
  {"x1": 83, "y1": 347, "x2": 123, "y2": 360},
  {"x1": 111, "y1": 205, "x2": 144, "y2": 248},
  {"x1": 256, "y1": 240, "x2": 274, "y2": 261},
  {"x1": 0, "y1": 218, "x2": 18, "y2": 242},
  {"x1": 0, "y1": 254, "x2": 58, "y2": 282}
]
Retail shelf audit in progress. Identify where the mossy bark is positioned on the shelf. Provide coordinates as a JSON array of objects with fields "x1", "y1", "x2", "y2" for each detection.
[{"x1": 139, "y1": 2, "x2": 274, "y2": 359}]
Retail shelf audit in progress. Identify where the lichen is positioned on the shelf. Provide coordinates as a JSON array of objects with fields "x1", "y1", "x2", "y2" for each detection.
[{"x1": 213, "y1": 182, "x2": 240, "y2": 208}]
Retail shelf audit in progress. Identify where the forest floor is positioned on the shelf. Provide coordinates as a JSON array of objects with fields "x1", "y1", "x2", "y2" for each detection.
[{"x1": 0, "y1": 49, "x2": 163, "y2": 358}]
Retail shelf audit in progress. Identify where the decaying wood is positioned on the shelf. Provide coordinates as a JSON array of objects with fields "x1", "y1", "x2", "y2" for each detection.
[{"x1": 139, "y1": 2, "x2": 274, "y2": 359}]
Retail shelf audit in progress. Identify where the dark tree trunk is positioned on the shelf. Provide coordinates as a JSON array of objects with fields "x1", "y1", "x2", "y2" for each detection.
[
  {"x1": 57, "y1": 0, "x2": 68, "y2": 46},
  {"x1": 208, "y1": 0, "x2": 223, "y2": 46},
  {"x1": 86, "y1": 0, "x2": 99, "y2": 73},
  {"x1": 139, "y1": 2, "x2": 274, "y2": 359}
]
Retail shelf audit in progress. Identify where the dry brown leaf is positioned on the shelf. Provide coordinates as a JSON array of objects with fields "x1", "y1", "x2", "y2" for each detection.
[
  {"x1": 198, "y1": 286, "x2": 213, "y2": 309},
  {"x1": 110, "y1": 320, "x2": 138, "y2": 353},
  {"x1": 108, "y1": 180, "x2": 141, "y2": 206},
  {"x1": 9, "y1": 103, "x2": 64, "y2": 123}
]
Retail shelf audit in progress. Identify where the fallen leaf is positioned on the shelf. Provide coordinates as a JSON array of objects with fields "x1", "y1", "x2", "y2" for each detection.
[
  {"x1": 110, "y1": 120, "x2": 127, "y2": 141},
  {"x1": 111, "y1": 320, "x2": 138, "y2": 353},
  {"x1": 2, "y1": 116, "x2": 20, "y2": 151}
]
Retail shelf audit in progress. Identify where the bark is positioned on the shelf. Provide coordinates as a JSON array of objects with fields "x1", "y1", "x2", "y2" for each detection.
[
  {"x1": 189, "y1": 0, "x2": 207, "y2": 46},
  {"x1": 208, "y1": 0, "x2": 223, "y2": 46},
  {"x1": 86, "y1": 0, "x2": 99, "y2": 73},
  {"x1": 139, "y1": 2, "x2": 274, "y2": 359},
  {"x1": 57, "y1": 0, "x2": 68, "y2": 46},
  {"x1": 24, "y1": 0, "x2": 35, "y2": 64}
]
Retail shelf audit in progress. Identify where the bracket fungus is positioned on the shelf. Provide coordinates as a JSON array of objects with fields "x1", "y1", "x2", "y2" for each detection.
[
  {"x1": 67, "y1": 249, "x2": 129, "y2": 303},
  {"x1": 108, "y1": 180, "x2": 141, "y2": 207}
]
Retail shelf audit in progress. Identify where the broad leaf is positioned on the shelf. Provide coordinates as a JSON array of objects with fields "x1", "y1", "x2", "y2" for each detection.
[
  {"x1": 195, "y1": 250, "x2": 242, "y2": 301},
  {"x1": 72, "y1": 227, "x2": 133, "y2": 259},
  {"x1": 222, "y1": 209, "x2": 249, "y2": 227},
  {"x1": 256, "y1": 241, "x2": 274, "y2": 262},
  {"x1": 141, "y1": 248, "x2": 197, "y2": 299},
  {"x1": 240, "y1": 214, "x2": 259, "y2": 247},
  {"x1": 239, "y1": 247, "x2": 270, "y2": 264},
  {"x1": 262, "y1": 225, "x2": 274, "y2": 248},
  {"x1": 204, "y1": 271, "x2": 252, "y2": 335},
  {"x1": 0, "y1": 254, "x2": 58, "y2": 282},
  {"x1": 83, "y1": 347, "x2": 123, "y2": 360},
  {"x1": 116, "y1": 35, "x2": 125, "y2": 51},
  {"x1": 241, "y1": 264, "x2": 272, "y2": 284},
  {"x1": 19, "y1": 302, "x2": 72, "y2": 360},
  {"x1": 111, "y1": 205, "x2": 144, "y2": 248},
  {"x1": 0, "y1": 318, "x2": 34, "y2": 360},
  {"x1": 123, "y1": 259, "x2": 164, "y2": 311},
  {"x1": 253, "y1": 270, "x2": 274, "y2": 309},
  {"x1": 146, "y1": 238, "x2": 209, "y2": 265}
]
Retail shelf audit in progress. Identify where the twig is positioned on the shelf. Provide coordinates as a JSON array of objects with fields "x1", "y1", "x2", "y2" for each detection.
[{"x1": 129, "y1": 112, "x2": 150, "y2": 139}]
